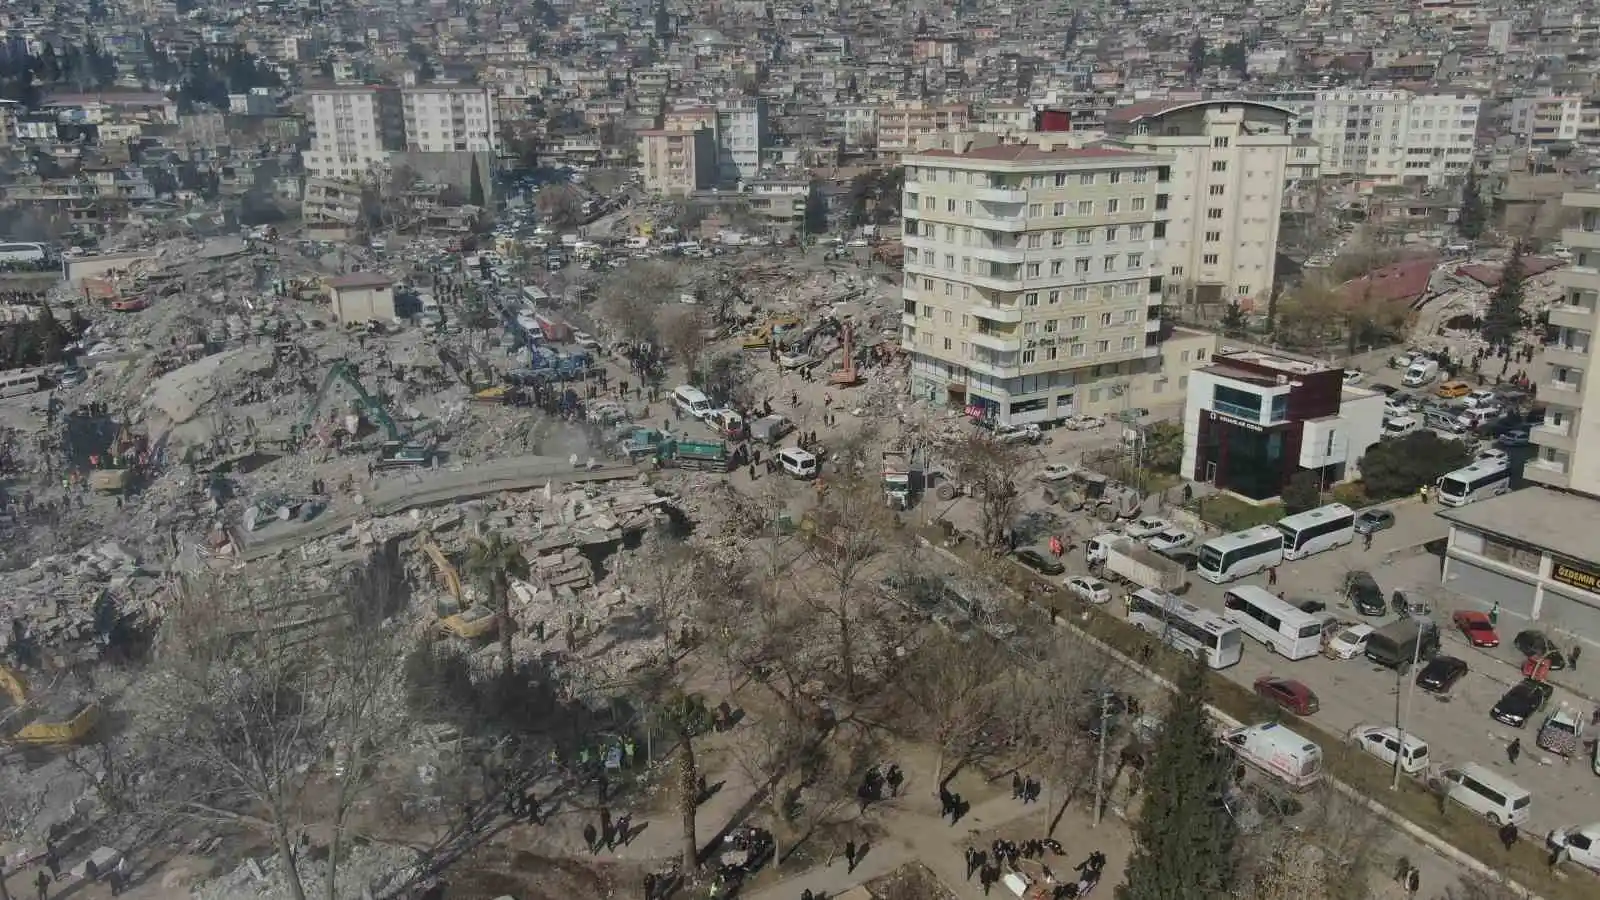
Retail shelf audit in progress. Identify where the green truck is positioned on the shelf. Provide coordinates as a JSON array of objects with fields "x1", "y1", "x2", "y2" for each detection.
[{"x1": 664, "y1": 439, "x2": 730, "y2": 472}]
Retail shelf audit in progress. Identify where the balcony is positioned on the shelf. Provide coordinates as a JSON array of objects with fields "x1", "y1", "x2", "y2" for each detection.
[
  {"x1": 968, "y1": 212, "x2": 1027, "y2": 232},
  {"x1": 963, "y1": 268, "x2": 1025, "y2": 292},
  {"x1": 1524, "y1": 456, "x2": 1571, "y2": 488},
  {"x1": 1212, "y1": 399, "x2": 1262, "y2": 422},
  {"x1": 1562, "y1": 225, "x2": 1600, "y2": 252},
  {"x1": 969, "y1": 242, "x2": 1028, "y2": 264},
  {"x1": 970, "y1": 330, "x2": 1021, "y2": 352},
  {"x1": 1544, "y1": 343, "x2": 1590, "y2": 369},
  {"x1": 1543, "y1": 376, "x2": 1583, "y2": 404},
  {"x1": 1144, "y1": 318, "x2": 1163, "y2": 333},
  {"x1": 970, "y1": 185, "x2": 1029, "y2": 203},
  {"x1": 1548, "y1": 299, "x2": 1598, "y2": 330},
  {"x1": 1531, "y1": 421, "x2": 1575, "y2": 450},
  {"x1": 970, "y1": 302, "x2": 1023, "y2": 324}
]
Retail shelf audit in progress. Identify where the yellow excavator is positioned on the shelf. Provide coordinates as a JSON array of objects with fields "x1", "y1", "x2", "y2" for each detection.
[
  {"x1": 418, "y1": 534, "x2": 497, "y2": 640},
  {"x1": 1, "y1": 666, "x2": 100, "y2": 746}
]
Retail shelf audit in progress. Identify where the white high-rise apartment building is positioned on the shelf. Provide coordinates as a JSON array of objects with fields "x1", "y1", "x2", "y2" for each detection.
[
  {"x1": 1248, "y1": 88, "x2": 1479, "y2": 186},
  {"x1": 402, "y1": 84, "x2": 498, "y2": 154},
  {"x1": 1508, "y1": 93, "x2": 1600, "y2": 149},
  {"x1": 305, "y1": 85, "x2": 403, "y2": 180},
  {"x1": 714, "y1": 97, "x2": 767, "y2": 183},
  {"x1": 900, "y1": 137, "x2": 1171, "y2": 425},
  {"x1": 1104, "y1": 100, "x2": 1292, "y2": 312},
  {"x1": 1528, "y1": 190, "x2": 1600, "y2": 496}
]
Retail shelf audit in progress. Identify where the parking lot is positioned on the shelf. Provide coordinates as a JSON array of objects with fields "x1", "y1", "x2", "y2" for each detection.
[{"x1": 1029, "y1": 495, "x2": 1600, "y2": 849}]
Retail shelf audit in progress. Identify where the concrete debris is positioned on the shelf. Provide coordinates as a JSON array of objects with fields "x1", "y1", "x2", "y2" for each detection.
[
  {"x1": 0, "y1": 542, "x2": 157, "y2": 661},
  {"x1": 189, "y1": 840, "x2": 421, "y2": 900}
]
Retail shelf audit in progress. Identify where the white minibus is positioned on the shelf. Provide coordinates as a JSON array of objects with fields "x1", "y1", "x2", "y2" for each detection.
[
  {"x1": 1126, "y1": 588, "x2": 1244, "y2": 669},
  {"x1": 1275, "y1": 503, "x2": 1355, "y2": 560},
  {"x1": 1435, "y1": 458, "x2": 1511, "y2": 508},
  {"x1": 1196, "y1": 525, "x2": 1285, "y2": 584},
  {"x1": 1222, "y1": 585, "x2": 1334, "y2": 660}
]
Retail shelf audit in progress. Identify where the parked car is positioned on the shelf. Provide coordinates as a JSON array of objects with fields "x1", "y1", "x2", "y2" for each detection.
[
  {"x1": 994, "y1": 423, "x2": 1044, "y2": 445},
  {"x1": 1416, "y1": 655, "x2": 1469, "y2": 693},
  {"x1": 1253, "y1": 676, "x2": 1320, "y2": 716},
  {"x1": 1293, "y1": 598, "x2": 1328, "y2": 615},
  {"x1": 1451, "y1": 610, "x2": 1501, "y2": 648},
  {"x1": 1145, "y1": 529, "x2": 1195, "y2": 553},
  {"x1": 1067, "y1": 575, "x2": 1112, "y2": 605},
  {"x1": 1513, "y1": 630, "x2": 1569, "y2": 669},
  {"x1": 1354, "y1": 509, "x2": 1395, "y2": 535},
  {"x1": 1038, "y1": 463, "x2": 1078, "y2": 483},
  {"x1": 1064, "y1": 414, "x2": 1105, "y2": 431},
  {"x1": 1344, "y1": 571, "x2": 1386, "y2": 616},
  {"x1": 1370, "y1": 383, "x2": 1400, "y2": 396},
  {"x1": 1014, "y1": 549, "x2": 1065, "y2": 577},
  {"x1": 1348, "y1": 724, "x2": 1431, "y2": 775},
  {"x1": 1491, "y1": 678, "x2": 1556, "y2": 728},
  {"x1": 1497, "y1": 429, "x2": 1531, "y2": 447},
  {"x1": 1547, "y1": 823, "x2": 1600, "y2": 873},
  {"x1": 1123, "y1": 516, "x2": 1172, "y2": 540},
  {"x1": 1343, "y1": 370, "x2": 1364, "y2": 385},
  {"x1": 1326, "y1": 624, "x2": 1375, "y2": 660}
]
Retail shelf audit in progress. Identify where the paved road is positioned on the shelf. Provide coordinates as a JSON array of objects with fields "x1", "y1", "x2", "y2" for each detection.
[{"x1": 1029, "y1": 496, "x2": 1600, "y2": 854}]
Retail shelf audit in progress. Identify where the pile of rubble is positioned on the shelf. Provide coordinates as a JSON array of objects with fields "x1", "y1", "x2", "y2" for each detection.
[
  {"x1": 0, "y1": 542, "x2": 160, "y2": 660},
  {"x1": 189, "y1": 841, "x2": 423, "y2": 900}
]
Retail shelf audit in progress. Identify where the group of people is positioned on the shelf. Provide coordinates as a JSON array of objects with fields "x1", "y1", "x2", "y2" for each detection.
[
  {"x1": 1010, "y1": 772, "x2": 1044, "y2": 804},
  {"x1": 936, "y1": 783, "x2": 971, "y2": 825},
  {"x1": 581, "y1": 807, "x2": 635, "y2": 854},
  {"x1": 29, "y1": 838, "x2": 131, "y2": 899},
  {"x1": 855, "y1": 763, "x2": 905, "y2": 813},
  {"x1": 965, "y1": 841, "x2": 1105, "y2": 897}
]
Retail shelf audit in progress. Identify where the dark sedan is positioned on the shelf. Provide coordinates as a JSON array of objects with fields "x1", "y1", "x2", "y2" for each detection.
[
  {"x1": 1014, "y1": 549, "x2": 1066, "y2": 577},
  {"x1": 1354, "y1": 509, "x2": 1395, "y2": 535},
  {"x1": 1415, "y1": 655, "x2": 1468, "y2": 693},
  {"x1": 1513, "y1": 630, "x2": 1569, "y2": 670},
  {"x1": 1491, "y1": 678, "x2": 1555, "y2": 728}
]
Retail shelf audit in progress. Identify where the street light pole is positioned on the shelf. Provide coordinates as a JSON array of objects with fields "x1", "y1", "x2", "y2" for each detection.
[
  {"x1": 1392, "y1": 625, "x2": 1424, "y2": 790},
  {"x1": 1093, "y1": 692, "x2": 1110, "y2": 826}
]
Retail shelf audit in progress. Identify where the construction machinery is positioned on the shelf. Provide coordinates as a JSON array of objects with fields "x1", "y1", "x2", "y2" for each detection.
[
  {"x1": 830, "y1": 322, "x2": 861, "y2": 387},
  {"x1": 741, "y1": 316, "x2": 802, "y2": 351},
  {"x1": 1, "y1": 666, "x2": 101, "y2": 746},
  {"x1": 417, "y1": 533, "x2": 466, "y2": 616},
  {"x1": 295, "y1": 360, "x2": 434, "y2": 466}
]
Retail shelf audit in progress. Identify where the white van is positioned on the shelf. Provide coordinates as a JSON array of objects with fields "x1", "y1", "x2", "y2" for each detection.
[
  {"x1": 1436, "y1": 763, "x2": 1530, "y2": 826},
  {"x1": 777, "y1": 447, "x2": 818, "y2": 479},
  {"x1": 1221, "y1": 723, "x2": 1323, "y2": 791},
  {"x1": 1382, "y1": 416, "x2": 1419, "y2": 439},
  {"x1": 1348, "y1": 724, "x2": 1430, "y2": 775},
  {"x1": 1403, "y1": 358, "x2": 1439, "y2": 387},
  {"x1": 671, "y1": 385, "x2": 713, "y2": 420}
]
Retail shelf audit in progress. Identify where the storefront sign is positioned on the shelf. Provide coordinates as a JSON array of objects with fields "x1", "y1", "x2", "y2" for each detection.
[
  {"x1": 1551, "y1": 559, "x2": 1600, "y2": 596},
  {"x1": 1208, "y1": 409, "x2": 1263, "y2": 432}
]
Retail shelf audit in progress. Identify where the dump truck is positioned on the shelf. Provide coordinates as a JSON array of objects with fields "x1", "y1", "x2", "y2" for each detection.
[
  {"x1": 882, "y1": 448, "x2": 928, "y2": 509},
  {"x1": 621, "y1": 427, "x2": 670, "y2": 462},
  {"x1": 664, "y1": 439, "x2": 730, "y2": 472},
  {"x1": 1101, "y1": 538, "x2": 1187, "y2": 592}
]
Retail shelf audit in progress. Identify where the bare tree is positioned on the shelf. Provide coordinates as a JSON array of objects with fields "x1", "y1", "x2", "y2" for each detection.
[
  {"x1": 1232, "y1": 781, "x2": 1387, "y2": 900},
  {"x1": 800, "y1": 469, "x2": 900, "y2": 697},
  {"x1": 536, "y1": 183, "x2": 585, "y2": 232},
  {"x1": 952, "y1": 435, "x2": 1025, "y2": 550},
  {"x1": 601, "y1": 261, "x2": 680, "y2": 345},
  {"x1": 132, "y1": 565, "x2": 407, "y2": 900},
  {"x1": 658, "y1": 305, "x2": 710, "y2": 382},
  {"x1": 891, "y1": 631, "x2": 1010, "y2": 788}
]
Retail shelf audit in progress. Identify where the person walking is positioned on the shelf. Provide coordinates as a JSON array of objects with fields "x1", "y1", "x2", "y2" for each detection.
[
  {"x1": 886, "y1": 765, "x2": 904, "y2": 797},
  {"x1": 34, "y1": 870, "x2": 50, "y2": 900},
  {"x1": 1394, "y1": 856, "x2": 1411, "y2": 884},
  {"x1": 1012, "y1": 772, "x2": 1024, "y2": 800},
  {"x1": 1267, "y1": 566, "x2": 1278, "y2": 587},
  {"x1": 844, "y1": 839, "x2": 858, "y2": 873},
  {"x1": 1571, "y1": 644, "x2": 1583, "y2": 671},
  {"x1": 1507, "y1": 737, "x2": 1522, "y2": 765},
  {"x1": 1406, "y1": 866, "x2": 1421, "y2": 897},
  {"x1": 583, "y1": 822, "x2": 599, "y2": 853},
  {"x1": 1363, "y1": 530, "x2": 1373, "y2": 551},
  {"x1": 1499, "y1": 822, "x2": 1519, "y2": 851}
]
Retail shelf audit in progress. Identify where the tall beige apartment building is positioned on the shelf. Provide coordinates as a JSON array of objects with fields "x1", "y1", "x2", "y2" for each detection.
[
  {"x1": 901, "y1": 138, "x2": 1172, "y2": 425},
  {"x1": 1528, "y1": 190, "x2": 1600, "y2": 495}
]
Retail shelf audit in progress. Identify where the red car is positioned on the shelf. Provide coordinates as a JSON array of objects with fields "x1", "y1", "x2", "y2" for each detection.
[
  {"x1": 1452, "y1": 610, "x2": 1501, "y2": 648},
  {"x1": 1253, "y1": 676, "x2": 1320, "y2": 716}
]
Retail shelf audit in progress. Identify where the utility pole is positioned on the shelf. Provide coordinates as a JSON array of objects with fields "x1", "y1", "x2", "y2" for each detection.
[
  {"x1": 1093, "y1": 691, "x2": 1111, "y2": 826},
  {"x1": 1392, "y1": 625, "x2": 1424, "y2": 790}
]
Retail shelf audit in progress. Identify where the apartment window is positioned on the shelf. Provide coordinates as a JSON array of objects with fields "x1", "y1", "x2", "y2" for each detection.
[
  {"x1": 1070, "y1": 315, "x2": 1086, "y2": 330},
  {"x1": 1022, "y1": 349, "x2": 1037, "y2": 364},
  {"x1": 945, "y1": 198, "x2": 956, "y2": 212},
  {"x1": 1075, "y1": 258, "x2": 1090, "y2": 273},
  {"x1": 1024, "y1": 321, "x2": 1039, "y2": 335},
  {"x1": 1099, "y1": 312, "x2": 1113, "y2": 326},
  {"x1": 1213, "y1": 136, "x2": 1230, "y2": 148},
  {"x1": 1203, "y1": 253, "x2": 1220, "y2": 265},
  {"x1": 1131, "y1": 197, "x2": 1146, "y2": 212},
  {"x1": 1129, "y1": 224, "x2": 1146, "y2": 240},
  {"x1": 1208, "y1": 185, "x2": 1225, "y2": 196},
  {"x1": 962, "y1": 258, "x2": 971, "y2": 273},
  {"x1": 1108, "y1": 171, "x2": 1122, "y2": 184},
  {"x1": 1122, "y1": 336, "x2": 1137, "y2": 350},
  {"x1": 944, "y1": 254, "x2": 956, "y2": 269},
  {"x1": 923, "y1": 250, "x2": 935, "y2": 264},
  {"x1": 1044, "y1": 319, "x2": 1059, "y2": 332},
  {"x1": 1170, "y1": 266, "x2": 1185, "y2": 276},
  {"x1": 1106, "y1": 199, "x2": 1120, "y2": 214},
  {"x1": 1204, "y1": 231, "x2": 1221, "y2": 242},
  {"x1": 1096, "y1": 340, "x2": 1110, "y2": 353},
  {"x1": 1032, "y1": 175, "x2": 1047, "y2": 187},
  {"x1": 1207, "y1": 208, "x2": 1224, "y2": 219},
  {"x1": 1053, "y1": 202, "x2": 1066, "y2": 216},
  {"x1": 1054, "y1": 172, "x2": 1068, "y2": 186},
  {"x1": 944, "y1": 283, "x2": 954, "y2": 296},
  {"x1": 964, "y1": 200, "x2": 974, "y2": 214},
  {"x1": 944, "y1": 225, "x2": 956, "y2": 241},
  {"x1": 1052, "y1": 230, "x2": 1066, "y2": 247},
  {"x1": 943, "y1": 309, "x2": 953, "y2": 322},
  {"x1": 1071, "y1": 343, "x2": 1086, "y2": 358},
  {"x1": 1131, "y1": 169, "x2": 1148, "y2": 183},
  {"x1": 1048, "y1": 290, "x2": 1061, "y2": 303},
  {"x1": 944, "y1": 337, "x2": 953, "y2": 350},
  {"x1": 1027, "y1": 233, "x2": 1043, "y2": 248},
  {"x1": 1079, "y1": 173, "x2": 1095, "y2": 185},
  {"x1": 1103, "y1": 255, "x2": 1117, "y2": 272},
  {"x1": 962, "y1": 286, "x2": 971, "y2": 300},
  {"x1": 1122, "y1": 309, "x2": 1138, "y2": 324},
  {"x1": 1072, "y1": 287, "x2": 1088, "y2": 303},
  {"x1": 1211, "y1": 160, "x2": 1228, "y2": 172},
  {"x1": 1027, "y1": 263, "x2": 1041, "y2": 277},
  {"x1": 921, "y1": 300, "x2": 933, "y2": 315},
  {"x1": 1127, "y1": 252, "x2": 1143, "y2": 268},
  {"x1": 1237, "y1": 285, "x2": 1252, "y2": 296},
  {"x1": 1051, "y1": 260, "x2": 1064, "y2": 275},
  {"x1": 1105, "y1": 227, "x2": 1119, "y2": 242},
  {"x1": 1077, "y1": 200, "x2": 1094, "y2": 215},
  {"x1": 1076, "y1": 229, "x2": 1092, "y2": 244}
]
